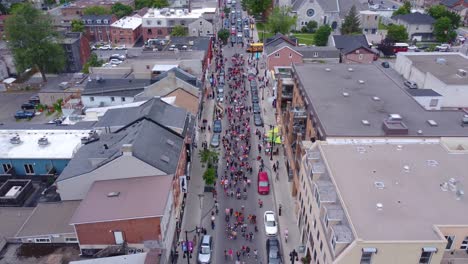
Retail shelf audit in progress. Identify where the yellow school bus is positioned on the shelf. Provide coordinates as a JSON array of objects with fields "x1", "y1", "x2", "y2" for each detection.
[{"x1": 246, "y1": 42, "x2": 263, "y2": 53}]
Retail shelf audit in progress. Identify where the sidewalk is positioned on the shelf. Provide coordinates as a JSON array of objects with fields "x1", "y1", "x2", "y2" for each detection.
[{"x1": 252, "y1": 23, "x2": 303, "y2": 262}]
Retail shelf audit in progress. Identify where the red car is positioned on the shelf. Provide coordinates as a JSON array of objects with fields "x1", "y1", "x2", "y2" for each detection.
[
  {"x1": 257, "y1": 171, "x2": 270, "y2": 195},
  {"x1": 231, "y1": 27, "x2": 236, "y2": 35}
]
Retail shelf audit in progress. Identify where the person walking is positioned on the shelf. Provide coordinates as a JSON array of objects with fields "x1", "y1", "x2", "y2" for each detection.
[
  {"x1": 284, "y1": 228, "x2": 289, "y2": 243},
  {"x1": 253, "y1": 249, "x2": 258, "y2": 260},
  {"x1": 229, "y1": 248, "x2": 234, "y2": 260}
]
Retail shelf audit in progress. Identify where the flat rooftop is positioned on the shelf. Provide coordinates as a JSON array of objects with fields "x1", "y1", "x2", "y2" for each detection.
[
  {"x1": 0, "y1": 130, "x2": 91, "y2": 159},
  {"x1": 320, "y1": 143, "x2": 468, "y2": 241},
  {"x1": 143, "y1": 7, "x2": 216, "y2": 19},
  {"x1": 111, "y1": 16, "x2": 142, "y2": 30},
  {"x1": 293, "y1": 64, "x2": 468, "y2": 137},
  {"x1": 404, "y1": 53, "x2": 468, "y2": 85},
  {"x1": 0, "y1": 208, "x2": 34, "y2": 239}
]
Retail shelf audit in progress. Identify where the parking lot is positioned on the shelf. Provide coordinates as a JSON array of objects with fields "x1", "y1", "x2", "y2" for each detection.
[{"x1": 0, "y1": 92, "x2": 53, "y2": 125}]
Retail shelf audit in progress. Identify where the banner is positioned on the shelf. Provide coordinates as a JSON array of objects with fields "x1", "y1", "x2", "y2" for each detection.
[{"x1": 179, "y1": 175, "x2": 187, "y2": 193}]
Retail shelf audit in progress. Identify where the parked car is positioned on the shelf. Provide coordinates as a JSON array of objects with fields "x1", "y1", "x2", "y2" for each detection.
[
  {"x1": 403, "y1": 80, "x2": 418, "y2": 89},
  {"x1": 254, "y1": 114, "x2": 263, "y2": 127},
  {"x1": 210, "y1": 133, "x2": 220, "y2": 148},
  {"x1": 252, "y1": 103, "x2": 261, "y2": 113},
  {"x1": 21, "y1": 103, "x2": 36, "y2": 110},
  {"x1": 213, "y1": 120, "x2": 222, "y2": 133},
  {"x1": 266, "y1": 238, "x2": 281, "y2": 264},
  {"x1": 435, "y1": 44, "x2": 451, "y2": 52},
  {"x1": 99, "y1": 45, "x2": 112, "y2": 50},
  {"x1": 197, "y1": 235, "x2": 213, "y2": 264},
  {"x1": 28, "y1": 95, "x2": 40, "y2": 105},
  {"x1": 14, "y1": 110, "x2": 34, "y2": 119},
  {"x1": 263, "y1": 211, "x2": 278, "y2": 236},
  {"x1": 258, "y1": 171, "x2": 270, "y2": 195},
  {"x1": 110, "y1": 59, "x2": 122, "y2": 65},
  {"x1": 251, "y1": 92, "x2": 259, "y2": 103},
  {"x1": 381, "y1": 61, "x2": 389, "y2": 68},
  {"x1": 114, "y1": 45, "x2": 127, "y2": 50},
  {"x1": 110, "y1": 54, "x2": 126, "y2": 61},
  {"x1": 231, "y1": 27, "x2": 236, "y2": 35},
  {"x1": 217, "y1": 92, "x2": 224, "y2": 102}
]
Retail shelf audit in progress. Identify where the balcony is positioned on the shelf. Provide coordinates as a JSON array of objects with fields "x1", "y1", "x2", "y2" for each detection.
[{"x1": 291, "y1": 107, "x2": 307, "y2": 119}]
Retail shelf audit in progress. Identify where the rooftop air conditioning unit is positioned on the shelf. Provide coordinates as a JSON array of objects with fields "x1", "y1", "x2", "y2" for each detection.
[
  {"x1": 457, "y1": 69, "x2": 467, "y2": 77},
  {"x1": 10, "y1": 136, "x2": 21, "y2": 144},
  {"x1": 38, "y1": 137, "x2": 49, "y2": 146}
]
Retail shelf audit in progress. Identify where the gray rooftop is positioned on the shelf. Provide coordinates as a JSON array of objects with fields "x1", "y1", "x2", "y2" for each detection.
[
  {"x1": 153, "y1": 67, "x2": 201, "y2": 88},
  {"x1": 333, "y1": 35, "x2": 373, "y2": 54},
  {"x1": 0, "y1": 208, "x2": 33, "y2": 239},
  {"x1": 293, "y1": 63, "x2": 468, "y2": 137},
  {"x1": 393, "y1": 12, "x2": 436, "y2": 24},
  {"x1": 404, "y1": 53, "x2": 468, "y2": 86},
  {"x1": 317, "y1": 0, "x2": 338, "y2": 12},
  {"x1": 57, "y1": 119, "x2": 184, "y2": 181},
  {"x1": 294, "y1": 46, "x2": 340, "y2": 59},
  {"x1": 338, "y1": 0, "x2": 368, "y2": 18},
  {"x1": 15, "y1": 201, "x2": 80, "y2": 238},
  {"x1": 126, "y1": 50, "x2": 206, "y2": 61},
  {"x1": 95, "y1": 98, "x2": 189, "y2": 134},
  {"x1": 82, "y1": 78, "x2": 151, "y2": 96},
  {"x1": 406, "y1": 89, "x2": 442, "y2": 97},
  {"x1": 320, "y1": 143, "x2": 468, "y2": 241}
]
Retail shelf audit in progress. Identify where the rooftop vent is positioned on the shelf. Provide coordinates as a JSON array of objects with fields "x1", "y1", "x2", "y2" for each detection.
[
  {"x1": 358, "y1": 80, "x2": 365, "y2": 84},
  {"x1": 107, "y1": 191, "x2": 120, "y2": 197},
  {"x1": 435, "y1": 58, "x2": 447, "y2": 65},
  {"x1": 427, "y1": 120, "x2": 438, "y2": 127},
  {"x1": 376, "y1": 203, "x2": 383, "y2": 210},
  {"x1": 38, "y1": 137, "x2": 49, "y2": 146},
  {"x1": 427, "y1": 160, "x2": 438, "y2": 167},
  {"x1": 457, "y1": 69, "x2": 467, "y2": 77},
  {"x1": 374, "y1": 181, "x2": 385, "y2": 189},
  {"x1": 389, "y1": 114, "x2": 402, "y2": 121},
  {"x1": 456, "y1": 189, "x2": 464, "y2": 200},
  {"x1": 372, "y1": 96, "x2": 380, "y2": 101},
  {"x1": 403, "y1": 165, "x2": 410, "y2": 172},
  {"x1": 348, "y1": 67, "x2": 354, "y2": 72},
  {"x1": 10, "y1": 136, "x2": 21, "y2": 144},
  {"x1": 325, "y1": 68, "x2": 331, "y2": 72},
  {"x1": 161, "y1": 155, "x2": 170, "y2": 163},
  {"x1": 462, "y1": 115, "x2": 468, "y2": 126},
  {"x1": 362, "y1": 120, "x2": 370, "y2": 125},
  {"x1": 356, "y1": 146, "x2": 366, "y2": 153},
  {"x1": 417, "y1": 130, "x2": 423, "y2": 135},
  {"x1": 342, "y1": 92, "x2": 350, "y2": 97},
  {"x1": 396, "y1": 145, "x2": 403, "y2": 150}
]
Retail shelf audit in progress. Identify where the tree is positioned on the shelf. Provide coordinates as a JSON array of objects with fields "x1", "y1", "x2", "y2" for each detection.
[
  {"x1": 71, "y1": 19, "x2": 85, "y2": 32},
  {"x1": 434, "y1": 17, "x2": 456, "y2": 42},
  {"x1": 386, "y1": 24, "x2": 408, "y2": 42},
  {"x1": 223, "y1": 6, "x2": 231, "y2": 16},
  {"x1": 428, "y1": 5, "x2": 461, "y2": 29},
  {"x1": 392, "y1": 1, "x2": 411, "y2": 16},
  {"x1": 306, "y1": 20, "x2": 318, "y2": 33},
  {"x1": 245, "y1": 0, "x2": 271, "y2": 17},
  {"x1": 83, "y1": 5, "x2": 110, "y2": 15},
  {"x1": 218, "y1": 28, "x2": 230, "y2": 44},
  {"x1": 111, "y1": 3, "x2": 133, "y2": 18},
  {"x1": 377, "y1": 38, "x2": 396, "y2": 57},
  {"x1": 203, "y1": 167, "x2": 216, "y2": 185},
  {"x1": 153, "y1": 0, "x2": 169, "y2": 8},
  {"x1": 171, "y1": 25, "x2": 187, "y2": 36},
  {"x1": 82, "y1": 53, "x2": 103, "y2": 74},
  {"x1": 266, "y1": 6, "x2": 297, "y2": 35},
  {"x1": 198, "y1": 148, "x2": 218, "y2": 167},
  {"x1": 5, "y1": 3, "x2": 65, "y2": 82},
  {"x1": 315, "y1": 25, "x2": 332, "y2": 46},
  {"x1": 340, "y1": 5, "x2": 361, "y2": 35}
]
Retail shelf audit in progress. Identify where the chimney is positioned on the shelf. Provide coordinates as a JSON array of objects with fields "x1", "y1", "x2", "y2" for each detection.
[{"x1": 121, "y1": 144, "x2": 133, "y2": 156}]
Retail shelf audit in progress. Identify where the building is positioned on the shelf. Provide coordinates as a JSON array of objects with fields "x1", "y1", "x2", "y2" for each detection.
[
  {"x1": 110, "y1": 16, "x2": 142, "y2": 47},
  {"x1": 331, "y1": 35, "x2": 377, "y2": 63},
  {"x1": 141, "y1": 8, "x2": 216, "y2": 40},
  {"x1": 81, "y1": 78, "x2": 152, "y2": 108},
  {"x1": 392, "y1": 12, "x2": 435, "y2": 41},
  {"x1": 415, "y1": 0, "x2": 440, "y2": 8},
  {"x1": 266, "y1": 44, "x2": 340, "y2": 70},
  {"x1": 69, "y1": 175, "x2": 175, "y2": 257},
  {"x1": 81, "y1": 15, "x2": 117, "y2": 43},
  {"x1": 441, "y1": 0, "x2": 468, "y2": 26},
  {"x1": 61, "y1": 0, "x2": 135, "y2": 16},
  {"x1": 359, "y1": 10, "x2": 379, "y2": 35},
  {"x1": 275, "y1": 63, "x2": 468, "y2": 196},
  {"x1": 394, "y1": 52, "x2": 468, "y2": 108},
  {"x1": 187, "y1": 17, "x2": 214, "y2": 37},
  {"x1": 297, "y1": 141, "x2": 468, "y2": 264},
  {"x1": 137, "y1": 67, "x2": 201, "y2": 114},
  {"x1": 295, "y1": 47, "x2": 340, "y2": 64},
  {"x1": 60, "y1": 32, "x2": 91, "y2": 73}
]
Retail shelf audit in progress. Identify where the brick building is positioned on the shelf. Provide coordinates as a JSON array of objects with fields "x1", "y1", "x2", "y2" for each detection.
[
  {"x1": 60, "y1": 32, "x2": 91, "y2": 72},
  {"x1": 61, "y1": 0, "x2": 135, "y2": 16},
  {"x1": 110, "y1": 16, "x2": 142, "y2": 46},
  {"x1": 82, "y1": 15, "x2": 117, "y2": 43},
  {"x1": 331, "y1": 34, "x2": 377, "y2": 64}
]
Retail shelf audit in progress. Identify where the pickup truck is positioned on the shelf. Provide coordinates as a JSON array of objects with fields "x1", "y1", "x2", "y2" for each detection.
[
  {"x1": 435, "y1": 44, "x2": 451, "y2": 52},
  {"x1": 15, "y1": 110, "x2": 35, "y2": 119}
]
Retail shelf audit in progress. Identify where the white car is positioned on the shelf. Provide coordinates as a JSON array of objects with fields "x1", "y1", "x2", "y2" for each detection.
[
  {"x1": 264, "y1": 211, "x2": 278, "y2": 236},
  {"x1": 114, "y1": 45, "x2": 127, "y2": 50},
  {"x1": 99, "y1": 45, "x2": 112, "y2": 50},
  {"x1": 109, "y1": 59, "x2": 122, "y2": 65}
]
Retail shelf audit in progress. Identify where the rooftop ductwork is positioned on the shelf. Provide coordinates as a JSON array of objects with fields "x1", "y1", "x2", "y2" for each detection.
[{"x1": 38, "y1": 137, "x2": 49, "y2": 146}]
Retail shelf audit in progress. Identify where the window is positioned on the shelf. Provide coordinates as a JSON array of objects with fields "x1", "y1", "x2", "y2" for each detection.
[
  {"x1": 207, "y1": 31, "x2": 210, "y2": 34},
  {"x1": 65, "y1": 237, "x2": 78, "y2": 243},
  {"x1": 313, "y1": 218, "x2": 317, "y2": 229},
  {"x1": 2, "y1": 163, "x2": 12, "y2": 173},
  {"x1": 359, "y1": 54, "x2": 363, "y2": 60},
  {"x1": 429, "y1": 99, "x2": 438, "y2": 107},
  {"x1": 181, "y1": 20, "x2": 186, "y2": 25},
  {"x1": 306, "y1": 9, "x2": 315, "y2": 17},
  {"x1": 445, "y1": 236, "x2": 455, "y2": 250},
  {"x1": 461, "y1": 236, "x2": 468, "y2": 250},
  {"x1": 313, "y1": 52, "x2": 318, "y2": 57},
  {"x1": 96, "y1": 19, "x2": 101, "y2": 24},
  {"x1": 331, "y1": 236, "x2": 336, "y2": 250},
  {"x1": 314, "y1": 186, "x2": 321, "y2": 207},
  {"x1": 200, "y1": 21, "x2": 203, "y2": 25},
  {"x1": 324, "y1": 213, "x2": 329, "y2": 228},
  {"x1": 121, "y1": 97, "x2": 126, "y2": 102},
  {"x1": 320, "y1": 241, "x2": 323, "y2": 251},
  {"x1": 419, "y1": 251, "x2": 433, "y2": 264},
  {"x1": 110, "y1": 97, "x2": 115, "y2": 102},
  {"x1": 316, "y1": 230, "x2": 320, "y2": 240},
  {"x1": 87, "y1": 19, "x2": 92, "y2": 24},
  {"x1": 147, "y1": 28, "x2": 152, "y2": 34},
  {"x1": 103, "y1": 19, "x2": 108, "y2": 24},
  {"x1": 157, "y1": 20, "x2": 161, "y2": 25},
  {"x1": 289, "y1": 53, "x2": 292, "y2": 58},
  {"x1": 375, "y1": 16, "x2": 378, "y2": 20},
  {"x1": 24, "y1": 164, "x2": 34, "y2": 175},
  {"x1": 90, "y1": 97, "x2": 95, "y2": 102},
  {"x1": 275, "y1": 53, "x2": 280, "y2": 57},
  {"x1": 313, "y1": 250, "x2": 317, "y2": 261},
  {"x1": 35, "y1": 238, "x2": 51, "y2": 243},
  {"x1": 360, "y1": 252, "x2": 372, "y2": 264}
]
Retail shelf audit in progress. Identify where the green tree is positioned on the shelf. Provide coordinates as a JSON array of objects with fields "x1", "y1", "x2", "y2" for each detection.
[
  {"x1": 5, "y1": 3, "x2": 65, "y2": 82},
  {"x1": 428, "y1": 5, "x2": 460, "y2": 29},
  {"x1": 434, "y1": 17, "x2": 456, "y2": 42},
  {"x1": 315, "y1": 24, "x2": 332, "y2": 46},
  {"x1": 245, "y1": 0, "x2": 271, "y2": 17},
  {"x1": 83, "y1": 5, "x2": 110, "y2": 15},
  {"x1": 198, "y1": 148, "x2": 218, "y2": 167},
  {"x1": 266, "y1": 6, "x2": 297, "y2": 34},
  {"x1": 71, "y1": 19, "x2": 85, "y2": 32},
  {"x1": 392, "y1": 1, "x2": 411, "y2": 16},
  {"x1": 203, "y1": 167, "x2": 216, "y2": 185},
  {"x1": 306, "y1": 20, "x2": 318, "y2": 33},
  {"x1": 217, "y1": 28, "x2": 230, "y2": 44},
  {"x1": 386, "y1": 24, "x2": 408, "y2": 42},
  {"x1": 340, "y1": 5, "x2": 361, "y2": 35},
  {"x1": 82, "y1": 53, "x2": 104, "y2": 74},
  {"x1": 153, "y1": 0, "x2": 169, "y2": 8},
  {"x1": 111, "y1": 3, "x2": 133, "y2": 18},
  {"x1": 224, "y1": 6, "x2": 231, "y2": 16},
  {"x1": 171, "y1": 25, "x2": 187, "y2": 36}
]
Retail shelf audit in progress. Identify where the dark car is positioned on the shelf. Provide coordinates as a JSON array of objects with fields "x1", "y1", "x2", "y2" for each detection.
[
  {"x1": 213, "y1": 120, "x2": 222, "y2": 133},
  {"x1": 28, "y1": 95, "x2": 40, "y2": 105},
  {"x1": 251, "y1": 92, "x2": 259, "y2": 103},
  {"x1": 21, "y1": 103, "x2": 36, "y2": 110},
  {"x1": 15, "y1": 110, "x2": 34, "y2": 119},
  {"x1": 381, "y1": 61, "x2": 390, "y2": 68},
  {"x1": 254, "y1": 114, "x2": 263, "y2": 126},
  {"x1": 252, "y1": 103, "x2": 261, "y2": 114},
  {"x1": 266, "y1": 238, "x2": 281, "y2": 264}
]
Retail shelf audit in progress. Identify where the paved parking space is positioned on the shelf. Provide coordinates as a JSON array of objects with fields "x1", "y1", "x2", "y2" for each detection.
[{"x1": 0, "y1": 92, "x2": 54, "y2": 124}]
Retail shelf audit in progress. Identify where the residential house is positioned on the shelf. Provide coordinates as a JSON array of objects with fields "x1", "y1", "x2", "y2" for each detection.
[
  {"x1": 392, "y1": 12, "x2": 436, "y2": 41},
  {"x1": 81, "y1": 78, "x2": 152, "y2": 108},
  {"x1": 331, "y1": 35, "x2": 377, "y2": 63},
  {"x1": 137, "y1": 67, "x2": 201, "y2": 114},
  {"x1": 266, "y1": 44, "x2": 340, "y2": 70},
  {"x1": 81, "y1": 15, "x2": 117, "y2": 43},
  {"x1": 110, "y1": 16, "x2": 142, "y2": 47},
  {"x1": 188, "y1": 17, "x2": 214, "y2": 37},
  {"x1": 297, "y1": 141, "x2": 468, "y2": 264},
  {"x1": 61, "y1": 0, "x2": 135, "y2": 17},
  {"x1": 415, "y1": 0, "x2": 440, "y2": 8},
  {"x1": 60, "y1": 32, "x2": 91, "y2": 72},
  {"x1": 295, "y1": 46, "x2": 340, "y2": 63},
  {"x1": 441, "y1": 0, "x2": 468, "y2": 26},
  {"x1": 359, "y1": 10, "x2": 379, "y2": 35},
  {"x1": 69, "y1": 176, "x2": 175, "y2": 258},
  {"x1": 275, "y1": 63, "x2": 468, "y2": 196},
  {"x1": 264, "y1": 34, "x2": 298, "y2": 49}
]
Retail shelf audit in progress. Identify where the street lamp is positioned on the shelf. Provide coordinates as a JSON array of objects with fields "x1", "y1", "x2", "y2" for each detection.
[
  {"x1": 269, "y1": 125, "x2": 274, "y2": 161},
  {"x1": 289, "y1": 249, "x2": 299, "y2": 264}
]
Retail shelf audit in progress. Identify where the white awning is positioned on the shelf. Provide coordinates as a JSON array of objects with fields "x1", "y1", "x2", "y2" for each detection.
[
  {"x1": 422, "y1": 247, "x2": 438, "y2": 253},
  {"x1": 362, "y1": 248, "x2": 377, "y2": 253}
]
